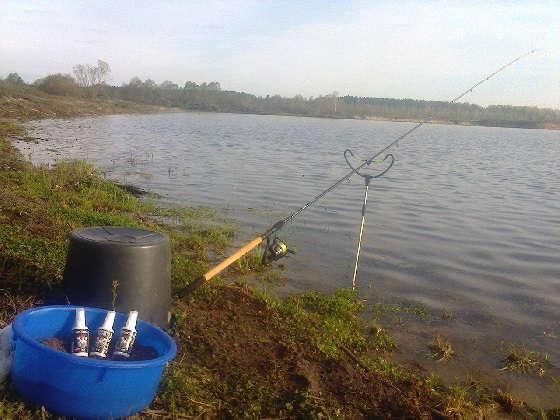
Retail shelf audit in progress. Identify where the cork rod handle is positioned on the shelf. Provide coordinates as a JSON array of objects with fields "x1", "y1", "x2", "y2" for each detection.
[{"x1": 177, "y1": 236, "x2": 264, "y2": 297}]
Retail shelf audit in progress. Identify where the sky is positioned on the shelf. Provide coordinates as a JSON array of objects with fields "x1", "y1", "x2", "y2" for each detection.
[{"x1": 1, "y1": 0, "x2": 559, "y2": 109}]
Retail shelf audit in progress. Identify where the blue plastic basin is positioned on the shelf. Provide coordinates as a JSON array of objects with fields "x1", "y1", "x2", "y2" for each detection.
[{"x1": 11, "y1": 306, "x2": 177, "y2": 419}]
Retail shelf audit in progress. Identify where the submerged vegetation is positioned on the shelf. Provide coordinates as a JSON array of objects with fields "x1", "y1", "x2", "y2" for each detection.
[
  {"x1": 501, "y1": 343, "x2": 552, "y2": 376},
  {"x1": 429, "y1": 336, "x2": 455, "y2": 362}
]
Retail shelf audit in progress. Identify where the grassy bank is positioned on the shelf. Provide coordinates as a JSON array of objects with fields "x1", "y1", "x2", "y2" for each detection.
[
  {"x1": 0, "y1": 81, "x2": 176, "y2": 121},
  {"x1": 1, "y1": 117, "x2": 559, "y2": 418}
]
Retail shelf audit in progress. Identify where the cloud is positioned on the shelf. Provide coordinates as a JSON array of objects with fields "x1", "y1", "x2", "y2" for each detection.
[
  {"x1": 221, "y1": 1, "x2": 559, "y2": 107},
  {"x1": 1, "y1": 0, "x2": 558, "y2": 108}
]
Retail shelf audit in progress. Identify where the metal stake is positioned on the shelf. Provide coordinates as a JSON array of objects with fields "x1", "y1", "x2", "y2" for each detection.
[{"x1": 352, "y1": 175, "x2": 372, "y2": 291}]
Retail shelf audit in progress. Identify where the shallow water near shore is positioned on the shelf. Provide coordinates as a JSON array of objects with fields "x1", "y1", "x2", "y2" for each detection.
[{"x1": 18, "y1": 112, "x2": 560, "y2": 407}]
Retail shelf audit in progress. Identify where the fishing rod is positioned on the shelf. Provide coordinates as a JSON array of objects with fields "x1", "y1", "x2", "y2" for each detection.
[{"x1": 177, "y1": 49, "x2": 536, "y2": 297}]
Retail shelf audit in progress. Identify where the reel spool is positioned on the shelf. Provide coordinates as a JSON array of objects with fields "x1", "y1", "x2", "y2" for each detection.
[{"x1": 262, "y1": 237, "x2": 295, "y2": 264}]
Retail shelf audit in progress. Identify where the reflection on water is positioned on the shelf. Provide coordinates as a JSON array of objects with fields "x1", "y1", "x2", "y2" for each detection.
[{"x1": 19, "y1": 112, "x2": 560, "y2": 406}]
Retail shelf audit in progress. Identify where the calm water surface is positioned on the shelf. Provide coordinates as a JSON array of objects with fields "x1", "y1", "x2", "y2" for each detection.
[{"x1": 19, "y1": 112, "x2": 560, "y2": 405}]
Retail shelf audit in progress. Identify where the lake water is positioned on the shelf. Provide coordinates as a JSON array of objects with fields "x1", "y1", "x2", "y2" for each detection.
[{"x1": 19, "y1": 112, "x2": 560, "y2": 405}]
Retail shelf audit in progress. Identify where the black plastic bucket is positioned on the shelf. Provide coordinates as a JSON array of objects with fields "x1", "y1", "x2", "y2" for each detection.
[{"x1": 62, "y1": 226, "x2": 170, "y2": 327}]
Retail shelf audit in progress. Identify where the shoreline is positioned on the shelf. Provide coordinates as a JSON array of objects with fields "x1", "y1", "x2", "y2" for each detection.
[{"x1": 145, "y1": 108, "x2": 560, "y2": 131}]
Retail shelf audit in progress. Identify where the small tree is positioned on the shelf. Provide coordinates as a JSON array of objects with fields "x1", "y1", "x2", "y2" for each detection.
[
  {"x1": 73, "y1": 64, "x2": 89, "y2": 88},
  {"x1": 73, "y1": 60, "x2": 111, "y2": 96},
  {"x1": 94, "y1": 60, "x2": 111, "y2": 85},
  {"x1": 5, "y1": 73, "x2": 25, "y2": 85}
]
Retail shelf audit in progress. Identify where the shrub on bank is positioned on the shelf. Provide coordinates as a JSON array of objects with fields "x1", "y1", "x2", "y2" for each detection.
[{"x1": 34, "y1": 74, "x2": 79, "y2": 96}]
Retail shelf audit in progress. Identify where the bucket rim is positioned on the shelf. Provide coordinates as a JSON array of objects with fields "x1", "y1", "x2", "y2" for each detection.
[
  {"x1": 71, "y1": 226, "x2": 169, "y2": 247},
  {"x1": 12, "y1": 305, "x2": 177, "y2": 369}
]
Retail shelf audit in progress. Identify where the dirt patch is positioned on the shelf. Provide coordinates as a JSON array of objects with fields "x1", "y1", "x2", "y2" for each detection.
[{"x1": 169, "y1": 284, "x2": 435, "y2": 418}]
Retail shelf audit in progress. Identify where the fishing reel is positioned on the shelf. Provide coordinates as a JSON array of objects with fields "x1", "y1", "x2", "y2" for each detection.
[{"x1": 262, "y1": 237, "x2": 295, "y2": 264}]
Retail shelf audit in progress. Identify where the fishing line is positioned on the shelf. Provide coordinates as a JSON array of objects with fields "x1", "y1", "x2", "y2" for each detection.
[
  {"x1": 264, "y1": 49, "x2": 536, "y2": 238},
  {"x1": 178, "y1": 49, "x2": 536, "y2": 296}
]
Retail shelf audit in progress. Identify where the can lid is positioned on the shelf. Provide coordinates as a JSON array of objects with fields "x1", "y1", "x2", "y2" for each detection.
[
  {"x1": 124, "y1": 310, "x2": 138, "y2": 332},
  {"x1": 100, "y1": 311, "x2": 116, "y2": 332},
  {"x1": 73, "y1": 308, "x2": 87, "y2": 330}
]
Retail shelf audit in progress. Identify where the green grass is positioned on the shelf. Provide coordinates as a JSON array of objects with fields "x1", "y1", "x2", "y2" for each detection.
[
  {"x1": 150, "y1": 205, "x2": 218, "y2": 222},
  {"x1": 268, "y1": 289, "x2": 369, "y2": 359},
  {"x1": 231, "y1": 245, "x2": 268, "y2": 275},
  {"x1": 368, "y1": 324, "x2": 397, "y2": 353},
  {"x1": 425, "y1": 375, "x2": 499, "y2": 418},
  {"x1": 437, "y1": 382, "x2": 486, "y2": 418},
  {"x1": 372, "y1": 300, "x2": 431, "y2": 321},
  {"x1": 0, "y1": 121, "x2": 25, "y2": 137},
  {"x1": 495, "y1": 388, "x2": 530, "y2": 417}
]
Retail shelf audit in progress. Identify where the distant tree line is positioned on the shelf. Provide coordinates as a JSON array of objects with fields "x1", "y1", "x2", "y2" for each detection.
[
  {"x1": 113, "y1": 78, "x2": 560, "y2": 126},
  {"x1": 2, "y1": 61, "x2": 559, "y2": 127}
]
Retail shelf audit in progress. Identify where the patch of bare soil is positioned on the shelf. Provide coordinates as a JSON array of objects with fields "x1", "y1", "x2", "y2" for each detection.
[{"x1": 174, "y1": 285, "x2": 436, "y2": 418}]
